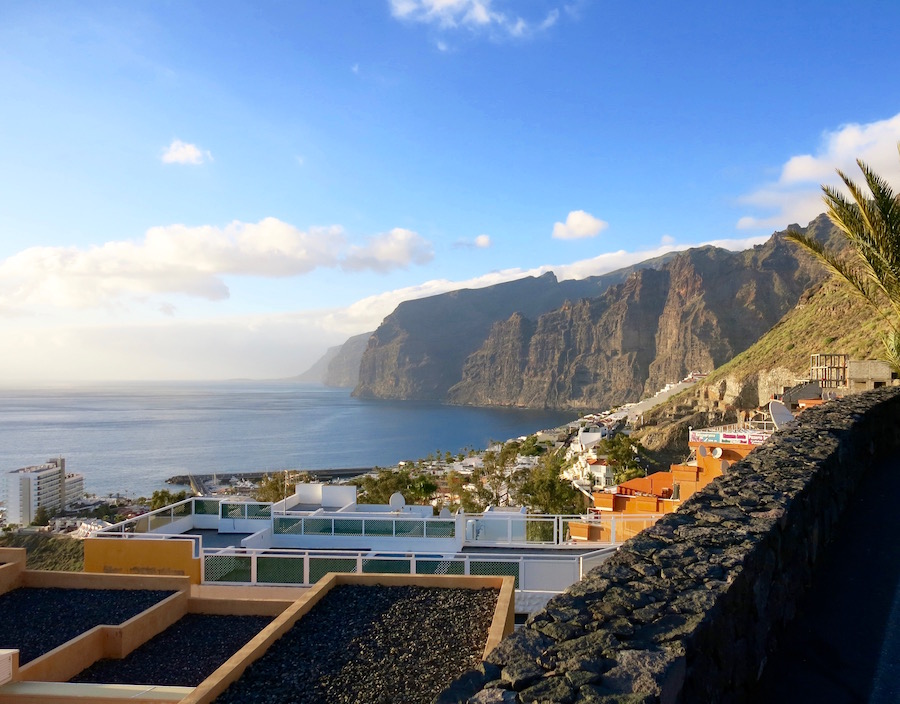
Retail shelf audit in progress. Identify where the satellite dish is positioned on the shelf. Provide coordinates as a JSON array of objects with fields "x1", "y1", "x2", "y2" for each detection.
[
  {"x1": 697, "y1": 445, "x2": 708, "y2": 457},
  {"x1": 388, "y1": 492, "x2": 406, "y2": 510},
  {"x1": 711, "y1": 447, "x2": 723, "y2": 459},
  {"x1": 769, "y1": 400, "x2": 795, "y2": 430}
]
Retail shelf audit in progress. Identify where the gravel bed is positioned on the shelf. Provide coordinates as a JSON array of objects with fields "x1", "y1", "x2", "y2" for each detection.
[
  {"x1": 0, "y1": 588, "x2": 175, "y2": 664},
  {"x1": 71, "y1": 613, "x2": 273, "y2": 686},
  {"x1": 215, "y1": 584, "x2": 499, "y2": 704}
]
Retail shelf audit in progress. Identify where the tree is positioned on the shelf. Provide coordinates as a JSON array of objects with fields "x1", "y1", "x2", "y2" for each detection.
[
  {"x1": 150, "y1": 489, "x2": 188, "y2": 510},
  {"x1": 787, "y1": 144, "x2": 900, "y2": 370},
  {"x1": 518, "y1": 453, "x2": 582, "y2": 515},
  {"x1": 354, "y1": 467, "x2": 437, "y2": 507},
  {"x1": 253, "y1": 471, "x2": 305, "y2": 503},
  {"x1": 32, "y1": 505, "x2": 50, "y2": 526},
  {"x1": 518, "y1": 435, "x2": 546, "y2": 457},
  {"x1": 595, "y1": 433, "x2": 657, "y2": 485}
]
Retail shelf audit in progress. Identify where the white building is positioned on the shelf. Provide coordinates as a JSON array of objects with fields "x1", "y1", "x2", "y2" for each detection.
[{"x1": 4, "y1": 458, "x2": 85, "y2": 526}]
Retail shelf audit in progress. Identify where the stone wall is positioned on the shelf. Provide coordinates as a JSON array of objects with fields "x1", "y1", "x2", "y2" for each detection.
[{"x1": 440, "y1": 387, "x2": 900, "y2": 704}]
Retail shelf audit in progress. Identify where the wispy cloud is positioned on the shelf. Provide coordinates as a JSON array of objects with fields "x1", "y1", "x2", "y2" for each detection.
[
  {"x1": 0, "y1": 231, "x2": 772, "y2": 382},
  {"x1": 161, "y1": 139, "x2": 212, "y2": 165},
  {"x1": 0, "y1": 219, "x2": 433, "y2": 311},
  {"x1": 737, "y1": 112, "x2": 900, "y2": 230},
  {"x1": 453, "y1": 234, "x2": 492, "y2": 249},
  {"x1": 552, "y1": 210, "x2": 608, "y2": 240},
  {"x1": 342, "y1": 228, "x2": 434, "y2": 273},
  {"x1": 389, "y1": 0, "x2": 561, "y2": 40}
]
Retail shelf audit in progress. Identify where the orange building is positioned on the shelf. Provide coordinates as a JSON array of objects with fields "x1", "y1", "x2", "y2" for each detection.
[{"x1": 568, "y1": 426, "x2": 762, "y2": 542}]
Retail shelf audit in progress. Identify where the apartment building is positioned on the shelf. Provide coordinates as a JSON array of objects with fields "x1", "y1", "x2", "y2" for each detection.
[{"x1": 4, "y1": 458, "x2": 84, "y2": 526}]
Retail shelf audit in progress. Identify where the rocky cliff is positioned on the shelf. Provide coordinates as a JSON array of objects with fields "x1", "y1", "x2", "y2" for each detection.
[
  {"x1": 353, "y1": 257, "x2": 675, "y2": 401},
  {"x1": 323, "y1": 332, "x2": 372, "y2": 387},
  {"x1": 295, "y1": 332, "x2": 372, "y2": 387},
  {"x1": 355, "y1": 216, "x2": 840, "y2": 409}
]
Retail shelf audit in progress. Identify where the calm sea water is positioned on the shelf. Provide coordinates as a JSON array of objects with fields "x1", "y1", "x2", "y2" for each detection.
[{"x1": 0, "y1": 381, "x2": 576, "y2": 498}]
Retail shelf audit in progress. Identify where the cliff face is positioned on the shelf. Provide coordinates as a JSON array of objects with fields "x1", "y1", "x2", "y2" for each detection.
[
  {"x1": 294, "y1": 332, "x2": 372, "y2": 386},
  {"x1": 353, "y1": 259, "x2": 675, "y2": 401},
  {"x1": 323, "y1": 332, "x2": 372, "y2": 388},
  {"x1": 354, "y1": 216, "x2": 837, "y2": 409}
]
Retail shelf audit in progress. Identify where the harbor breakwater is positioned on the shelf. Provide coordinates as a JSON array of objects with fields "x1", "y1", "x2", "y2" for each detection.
[{"x1": 441, "y1": 386, "x2": 900, "y2": 703}]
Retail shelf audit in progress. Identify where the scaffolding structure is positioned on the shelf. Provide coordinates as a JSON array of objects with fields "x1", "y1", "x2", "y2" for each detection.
[{"x1": 809, "y1": 353, "x2": 848, "y2": 388}]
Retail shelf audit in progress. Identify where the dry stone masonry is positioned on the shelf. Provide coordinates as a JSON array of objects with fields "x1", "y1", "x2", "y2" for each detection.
[{"x1": 440, "y1": 387, "x2": 900, "y2": 703}]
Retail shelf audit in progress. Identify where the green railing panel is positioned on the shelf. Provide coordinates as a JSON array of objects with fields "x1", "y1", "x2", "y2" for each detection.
[
  {"x1": 333, "y1": 519, "x2": 364, "y2": 536},
  {"x1": 308, "y1": 557, "x2": 357, "y2": 583},
  {"x1": 425, "y1": 521, "x2": 456, "y2": 538},
  {"x1": 222, "y1": 503, "x2": 246, "y2": 519},
  {"x1": 362, "y1": 559, "x2": 411, "y2": 575},
  {"x1": 394, "y1": 520, "x2": 425, "y2": 538},
  {"x1": 204, "y1": 555, "x2": 252, "y2": 583},
  {"x1": 274, "y1": 517, "x2": 303, "y2": 535},
  {"x1": 193, "y1": 499, "x2": 220, "y2": 515},
  {"x1": 363, "y1": 520, "x2": 394, "y2": 536},
  {"x1": 415, "y1": 559, "x2": 464, "y2": 576},
  {"x1": 257, "y1": 556, "x2": 305, "y2": 584},
  {"x1": 469, "y1": 560, "x2": 520, "y2": 588},
  {"x1": 525, "y1": 519, "x2": 555, "y2": 543},
  {"x1": 246, "y1": 503, "x2": 272, "y2": 519},
  {"x1": 303, "y1": 518, "x2": 334, "y2": 536}
]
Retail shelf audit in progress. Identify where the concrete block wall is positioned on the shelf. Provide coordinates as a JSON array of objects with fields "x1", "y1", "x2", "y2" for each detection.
[{"x1": 440, "y1": 387, "x2": 900, "y2": 704}]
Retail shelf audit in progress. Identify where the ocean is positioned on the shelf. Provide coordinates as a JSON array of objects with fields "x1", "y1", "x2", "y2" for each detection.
[{"x1": 0, "y1": 381, "x2": 577, "y2": 499}]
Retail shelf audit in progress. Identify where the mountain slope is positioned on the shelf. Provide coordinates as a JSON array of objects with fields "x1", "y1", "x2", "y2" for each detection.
[
  {"x1": 354, "y1": 214, "x2": 845, "y2": 410},
  {"x1": 633, "y1": 277, "x2": 884, "y2": 464},
  {"x1": 353, "y1": 256, "x2": 677, "y2": 401}
]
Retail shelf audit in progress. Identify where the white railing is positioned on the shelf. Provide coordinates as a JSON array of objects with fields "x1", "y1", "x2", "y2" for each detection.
[
  {"x1": 96, "y1": 497, "x2": 272, "y2": 535},
  {"x1": 273, "y1": 514, "x2": 456, "y2": 540},
  {"x1": 200, "y1": 546, "x2": 614, "y2": 595},
  {"x1": 95, "y1": 498, "x2": 651, "y2": 551}
]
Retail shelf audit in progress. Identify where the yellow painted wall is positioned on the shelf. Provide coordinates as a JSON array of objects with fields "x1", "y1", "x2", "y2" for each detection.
[{"x1": 84, "y1": 539, "x2": 201, "y2": 584}]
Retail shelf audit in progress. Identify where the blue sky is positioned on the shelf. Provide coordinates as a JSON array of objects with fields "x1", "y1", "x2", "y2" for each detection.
[{"x1": 2, "y1": 0, "x2": 900, "y2": 382}]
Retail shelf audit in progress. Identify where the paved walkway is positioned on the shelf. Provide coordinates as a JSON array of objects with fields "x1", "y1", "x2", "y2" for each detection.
[
  {"x1": 606, "y1": 380, "x2": 697, "y2": 423},
  {"x1": 751, "y1": 455, "x2": 900, "y2": 703}
]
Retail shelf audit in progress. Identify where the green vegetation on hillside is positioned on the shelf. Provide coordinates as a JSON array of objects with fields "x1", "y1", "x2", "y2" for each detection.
[
  {"x1": 704, "y1": 279, "x2": 882, "y2": 385},
  {"x1": 0, "y1": 533, "x2": 84, "y2": 571},
  {"x1": 787, "y1": 144, "x2": 900, "y2": 370}
]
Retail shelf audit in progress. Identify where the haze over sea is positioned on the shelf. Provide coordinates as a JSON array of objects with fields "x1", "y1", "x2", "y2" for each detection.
[{"x1": 0, "y1": 381, "x2": 576, "y2": 499}]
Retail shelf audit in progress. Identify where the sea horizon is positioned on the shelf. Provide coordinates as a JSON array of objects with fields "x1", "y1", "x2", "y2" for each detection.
[{"x1": 0, "y1": 380, "x2": 579, "y2": 499}]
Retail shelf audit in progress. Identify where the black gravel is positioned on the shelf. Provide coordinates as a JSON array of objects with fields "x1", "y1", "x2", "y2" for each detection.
[
  {"x1": 0, "y1": 587, "x2": 175, "y2": 664},
  {"x1": 71, "y1": 613, "x2": 273, "y2": 686},
  {"x1": 214, "y1": 584, "x2": 499, "y2": 704}
]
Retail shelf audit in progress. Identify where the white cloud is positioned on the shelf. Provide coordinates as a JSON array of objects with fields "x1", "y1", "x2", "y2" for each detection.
[
  {"x1": 342, "y1": 228, "x2": 434, "y2": 272},
  {"x1": 0, "y1": 231, "x2": 772, "y2": 382},
  {"x1": 0, "y1": 219, "x2": 432, "y2": 311},
  {"x1": 552, "y1": 210, "x2": 609, "y2": 240},
  {"x1": 737, "y1": 112, "x2": 900, "y2": 230},
  {"x1": 161, "y1": 139, "x2": 212, "y2": 165},
  {"x1": 660, "y1": 234, "x2": 675, "y2": 245},
  {"x1": 389, "y1": 0, "x2": 560, "y2": 39},
  {"x1": 453, "y1": 234, "x2": 492, "y2": 249}
]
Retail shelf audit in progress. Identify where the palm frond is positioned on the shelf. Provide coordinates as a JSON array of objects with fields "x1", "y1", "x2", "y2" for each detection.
[{"x1": 785, "y1": 230, "x2": 877, "y2": 305}]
